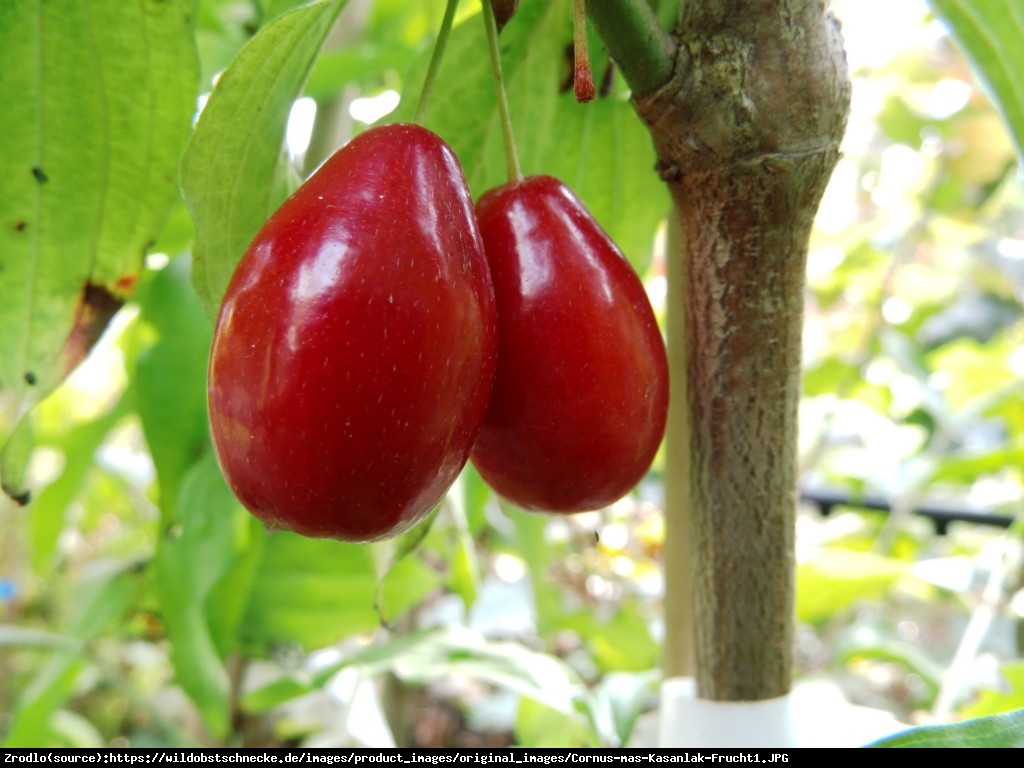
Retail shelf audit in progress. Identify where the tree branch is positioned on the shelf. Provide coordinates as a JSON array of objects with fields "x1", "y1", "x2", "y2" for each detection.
[{"x1": 635, "y1": 0, "x2": 850, "y2": 700}]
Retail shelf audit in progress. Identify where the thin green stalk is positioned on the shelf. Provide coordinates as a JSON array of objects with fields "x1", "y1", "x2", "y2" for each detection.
[
  {"x1": 414, "y1": 0, "x2": 460, "y2": 125},
  {"x1": 480, "y1": 0, "x2": 522, "y2": 183},
  {"x1": 585, "y1": 0, "x2": 675, "y2": 98}
]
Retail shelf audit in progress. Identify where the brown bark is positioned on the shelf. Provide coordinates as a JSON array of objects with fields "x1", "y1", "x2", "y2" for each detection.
[
  {"x1": 636, "y1": 1, "x2": 850, "y2": 700},
  {"x1": 662, "y1": 213, "x2": 695, "y2": 680}
]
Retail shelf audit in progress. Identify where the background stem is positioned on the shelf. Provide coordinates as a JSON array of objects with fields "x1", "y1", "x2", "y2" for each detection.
[{"x1": 414, "y1": 0, "x2": 460, "y2": 125}]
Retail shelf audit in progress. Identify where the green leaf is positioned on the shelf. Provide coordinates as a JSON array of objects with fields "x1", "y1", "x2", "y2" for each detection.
[
  {"x1": 339, "y1": 625, "x2": 600, "y2": 729},
  {"x1": 242, "y1": 533, "x2": 382, "y2": 651},
  {"x1": 150, "y1": 200, "x2": 197, "y2": 260},
  {"x1": 803, "y1": 357, "x2": 862, "y2": 397},
  {"x1": 29, "y1": 392, "x2": 132, "y2": 570},
  {"x1": 155, "y1": 455, "x2": 251, "y2": 739},
  {"x1": 561, "y1": 606, "x2": 660, "y2": 673},
  {"x1": 304, "y1": 44, "x2": 414, "y2": 101},
  {"x1": 836, "y1": 625, "x2": 945, "y2": 698},
  {"x1": 516, "y1": 696, "x2": 597, "y2": 748},
  {"x1": 868, "y1": 707, "x2": 1024, "y2": 747},
  {"x1": 48, "y1": 710, "x2": 105, "y2": 749},
  {"x1": 507, "y1": 507, "x2": 561, "y2": 636},
  {"x1": 0, "y1": 626, "x2": 81, "y2": 652},
  {"x1": 378, "y1": 551, "x2": 443, "y2": 626},
  {"x1": 2, "y1": 660, "x2": 84, "y2": 749},
  {"x1": 1, "y1": 418, "x2": 35, "y2": 505},
  {"x1": 796, "y1": 548, "x2": 910, "y2": 625},
  {"x1": 372, "y1": 504, "x2": 444, "y2": 625},
  {"x1": 929, "y1": 0, "x2": 1024, "y2": 160},
  {"x1": 243, "y1": 506, "x2": 439, "y2": 652},
  {"x1": 592, "y1": 670, "x2": 659, "y2": 747},
  {"x1": 182, "y1": 0, "x2": 347, "y2": 319},
  {"x1": 240, "y1": 677, "x2": 316, "y2": 715},
  {"x1": 931, "y1": 439, "x2": 1024, "y2": 485},
  {"x1": 0, "y1": 0, "x2": 198, "y2": 428},
  {"x1": 959, "y1": 661, "x2": 1024, "y2": 720},
  {"x1": 206, "y1": 519, "x2": 267, "y2": 659},
  {"x1": 401, "y1": 0, "x2": 669, "y2": 271},
  {"x1": 446, "y1": 473, "x2": 482, "y2": 611},
  {"x1": 130, "y1": 256, "x2": 213, "y2": 522},
  {"x1": 194, "y1": 0, "x2": 261, "y2": 88},
  {"x1": 266, "y1": 0, "x2": 320, "y2": 21}
]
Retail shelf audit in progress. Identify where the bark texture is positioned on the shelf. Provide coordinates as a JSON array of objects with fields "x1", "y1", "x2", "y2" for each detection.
[{"x1": 636, "y1": 1, "x2": 850, "y2": 700}]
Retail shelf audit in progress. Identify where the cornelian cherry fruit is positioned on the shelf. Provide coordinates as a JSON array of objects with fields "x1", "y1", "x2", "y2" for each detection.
[
  {"x1": 470, "y1": 175, "x2": 669, "y2": 512},
  {"x1": 208, "y1": 123, "x2": 497, "y2": 542}
]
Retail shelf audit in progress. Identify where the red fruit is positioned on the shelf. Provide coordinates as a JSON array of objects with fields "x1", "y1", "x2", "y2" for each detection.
[
  {"x1": 470, "y1": 175, "x2": 668, "y2": 512},
  {"x1": 208, "y1": 124, "x2": 497, "y2": 542}
]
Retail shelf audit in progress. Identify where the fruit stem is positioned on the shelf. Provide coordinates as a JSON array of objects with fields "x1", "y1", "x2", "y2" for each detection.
[
  {"x1": 414, "y1": 0, "x2": 460, "y2": 125},
  {"x1": 481, "y1": 0, "x2": 523, "y2": 183},
  {"x1": 572, "y1": 0, "x2": 596, "y2": 103}
]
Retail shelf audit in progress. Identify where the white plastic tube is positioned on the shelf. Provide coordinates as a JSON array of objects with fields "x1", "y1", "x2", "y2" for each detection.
[{"x1": 658, "y1": 678, "x2": 908, "y2": 748}]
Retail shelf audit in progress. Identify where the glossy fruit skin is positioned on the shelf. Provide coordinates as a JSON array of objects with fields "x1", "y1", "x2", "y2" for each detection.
[
  {"x1": 470, "y1": 175, "x2": 669, "y2": 512},
  {"x1": 208, "y1": 123, "x2": 497, "y2": 542}
]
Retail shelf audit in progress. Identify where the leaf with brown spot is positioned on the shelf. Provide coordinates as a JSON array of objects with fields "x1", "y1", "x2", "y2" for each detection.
[
  {"x1": 0, "y1": 0, "x2": 199, "y2": 501},
  {"x1": 54, "y1": 283, "x2": 125, "y2": 384}
]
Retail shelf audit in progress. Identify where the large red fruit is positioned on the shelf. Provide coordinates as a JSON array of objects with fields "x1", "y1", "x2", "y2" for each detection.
[
  {"x1": 208, "y1": 123, "x2": 497, "y2": 542},
  {"x1": 470, "y1": 175, "x2": 668, "y2": 512}
]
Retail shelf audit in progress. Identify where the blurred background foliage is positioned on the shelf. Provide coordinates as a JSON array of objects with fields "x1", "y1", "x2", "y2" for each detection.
[{"x1": 1, "y1": 0, "x2": 1023, "y2": 748}]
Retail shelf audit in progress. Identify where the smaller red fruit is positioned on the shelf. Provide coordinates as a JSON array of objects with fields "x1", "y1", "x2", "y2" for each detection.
[{"x1": 471, "y1": 175, "x2": 669, "y2": 512}]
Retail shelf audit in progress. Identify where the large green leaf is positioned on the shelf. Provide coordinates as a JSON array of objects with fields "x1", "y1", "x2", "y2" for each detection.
[
  {"x1": 28, "y1": 391, "x2": 132, "y2": 571},
  {"x1": 507, "y1": 507, "x2": 562, "y2": 637},
  {"x1": 561, "y1": 605, "x2": 660, "y2": 673},
  {"x1": 132, "y1": 256, "x2": 269, "y2": 714},
  {"x1": 0, "y1": 0, "x2": 198, "y2": 496},
  {"x1": 182, "y1": 0, "x2": 347, "y2": 319},
  {"x1": 400, "y1": 0, "x2": 669, "y2": 271},
  {"x1": 130, "y1": 256, "x2": 214, "y2": 522},
  {"x1": 797, "y1": 548, "x2": 910, "y2": 625},
  {"x1": 869, "y1": 707, "x2": 1024, "y2": 747},
  {"x1": 241, "y1": 532, "x2": 380, "y2": 650},
  {"x1": 155, "y1": 455, "x2": 256, "y2": 739},
  {"x1": 242, "y1": 531, "x2": 437, "y2": 651},
  {"x1": 930, "y1": 0, "x2": 1024, "y2": 160}
]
